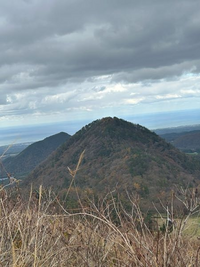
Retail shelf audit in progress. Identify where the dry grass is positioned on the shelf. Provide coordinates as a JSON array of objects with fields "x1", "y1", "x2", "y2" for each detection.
[
  {"x1": 0, "y1": 150, "x2": 200, "y2": 266},
  {"x1": 0, "y1": 185, "x2": 199, "y2": 267}
]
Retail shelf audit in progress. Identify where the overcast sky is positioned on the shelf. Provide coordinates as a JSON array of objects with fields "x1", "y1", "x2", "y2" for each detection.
[{"x1": 0, "y1": 0, "x2": 200, "y2": 129}]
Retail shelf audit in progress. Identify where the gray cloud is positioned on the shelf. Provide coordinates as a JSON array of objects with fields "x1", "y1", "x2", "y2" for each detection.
[
  {"x1": 112, "y1": 61, "x2": 200, "y2": 83},
  {"x1": 0, "y1": 0, "x2": 200, "y2": 126},
  {"x1": 1, "y1": 1, "x2": 200, "y2": 78}
]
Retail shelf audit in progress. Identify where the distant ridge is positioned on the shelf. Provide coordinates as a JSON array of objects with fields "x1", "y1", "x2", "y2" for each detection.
[
  {"x1": 160, "y1": 130, "x2": 200, "y2": 152},
  {"x1": 2, "y1": 132, "x2": 71, "y2": 178},
  {"x1": 24, "y1": 117, "x2": 200, "y2": 204},
  {"x1": 154, "y1": 124, "x2": 200, "y2": 135}
]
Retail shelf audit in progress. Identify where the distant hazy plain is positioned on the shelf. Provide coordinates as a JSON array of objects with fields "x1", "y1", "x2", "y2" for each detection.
[{"x1": 0, "y1": 109, "x2": 199, "y2": 147}]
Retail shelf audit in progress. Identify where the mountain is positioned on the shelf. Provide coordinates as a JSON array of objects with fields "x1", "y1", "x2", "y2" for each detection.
[
  {"x1": 2, "y1": 132, "x2": 71, "y2": 178},
  {"x1": 0, "y1": 142, "x2": 32, "y2": 160},
  {"x1": 160, "y1": 130, "x2": 200, "y2": 153},
  {"x1": 23, "y1": 117, "x2": 200, "y2": 204}
]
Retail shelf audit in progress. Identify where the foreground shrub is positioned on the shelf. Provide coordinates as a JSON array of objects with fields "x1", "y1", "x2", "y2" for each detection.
[{"x1": 0, "y1": 184, "x2": 199, "y2": 267}]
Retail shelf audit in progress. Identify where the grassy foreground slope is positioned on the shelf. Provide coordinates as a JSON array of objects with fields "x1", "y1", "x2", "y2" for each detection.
[{"x1": 0, "y1": 185, "x2": 200, "y2": 266}]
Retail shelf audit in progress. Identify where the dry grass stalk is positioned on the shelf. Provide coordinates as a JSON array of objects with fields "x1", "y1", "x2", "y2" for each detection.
[{"x1": 0, "y1": 185, "x2": 199, "y2": 266}]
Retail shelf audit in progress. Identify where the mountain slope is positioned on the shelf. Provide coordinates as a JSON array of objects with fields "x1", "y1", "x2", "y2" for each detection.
[
  {"x1": 160, "y1": 130, "x2": 200, "y2": 152},
  {"x1": 0, "y1": 143, "x2": 31, "y2": 160},
  {"x1": 2, "y1": 132, "x2": 71, "y2": 177},
  {"x1": 24, "y1": 117, "x2": 200, "y2": 201}
]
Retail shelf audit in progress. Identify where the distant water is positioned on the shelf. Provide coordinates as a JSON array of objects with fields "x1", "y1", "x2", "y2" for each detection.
[
  {"x1": 0, "y1": 109, "x2": 199, "y2": 146},
  {"x1": 0, "y1": 120, "x2": 90, "y2": 147},
  {"x1": 126, "y1": 109, "x2": 200, "y2": 130}
]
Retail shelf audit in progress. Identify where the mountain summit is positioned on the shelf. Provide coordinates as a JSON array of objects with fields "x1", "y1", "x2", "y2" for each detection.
[{"x1": 24, "y1": 117, "x2": 200, "y2": 201}]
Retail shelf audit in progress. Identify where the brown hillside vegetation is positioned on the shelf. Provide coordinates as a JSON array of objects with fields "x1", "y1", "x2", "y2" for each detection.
[{"x1": 23, "y1": 117, "x2": 200, "y2": 208}]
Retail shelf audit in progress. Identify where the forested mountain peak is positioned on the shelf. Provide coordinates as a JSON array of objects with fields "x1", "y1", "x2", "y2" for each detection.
[{"x1": 24, "y1": 117, "x2": 200, "y2": 206}]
